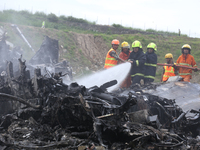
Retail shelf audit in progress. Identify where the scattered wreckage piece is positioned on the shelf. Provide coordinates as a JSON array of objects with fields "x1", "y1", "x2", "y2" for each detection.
[
  {"x1": 144, "y1": 81, "x2": 200, "y2": 113},
  {"x1": 29, "y1": 36, "x2": 59, "y2": 65},
  {"x1": 0, "y1": 33, "x2": 22, "y2": 74},
  {"x1": 28, "y1": 36, "x2": 73, "y2": 80}
]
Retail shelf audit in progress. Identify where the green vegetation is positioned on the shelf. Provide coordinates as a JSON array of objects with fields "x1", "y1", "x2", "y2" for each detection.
[
  {"x1": 112, "y1": 23, "x2": 124, "y2": 28},
  {"x1": 0, "y1": 9, "x2": 200, "y2": 82}
]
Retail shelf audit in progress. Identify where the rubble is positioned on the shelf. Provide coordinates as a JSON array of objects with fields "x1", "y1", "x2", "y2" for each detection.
[
  {"x1": 0, "y1": 58, "x2": 200, "y2": 149},
  {"x1": 1, "y1": 32, "x2": 200, "y2": 149}
]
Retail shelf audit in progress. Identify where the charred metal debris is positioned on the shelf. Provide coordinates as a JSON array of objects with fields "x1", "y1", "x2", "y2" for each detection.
[
  {"x1": 0, "y1": 63, "x2": 200, "y2": 150},
  {"x1": 0, "y1": 36, "x2": 200, "y2": 150}
]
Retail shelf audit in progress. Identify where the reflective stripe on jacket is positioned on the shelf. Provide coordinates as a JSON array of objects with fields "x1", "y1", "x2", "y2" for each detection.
[
  {"x1": 128, "y1": 50, "x2": 146, "y2": 78},
  {"x1": 144, "y1": 52, "x2": 157, "y2": 80},
  {"x1": 176, "y1": 54, "x2": 197, "y2": 79},
  {"x1": 162, "y1": 66, "x2": 175, "y2": 81},
  {"x1": 104, "y1": 48, "x2": 118, "y2": 69}
]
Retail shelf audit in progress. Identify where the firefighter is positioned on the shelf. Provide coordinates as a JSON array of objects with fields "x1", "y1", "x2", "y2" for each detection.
[
  {"x1": 104, "y1": 39, "x2": 120, "y2": 69},
  {"x1": 176, "y1": 44, "x2": 198, "y2": 82},
  {"x1": 118, "y1": 41, "x2": 131, "y2": 88},
  {"x1": 118, "y1": 41, "x2": 130, "y2": 63},
  {"x1": 128, "y1": 40, "x2": 146, "y2": 85},
  {"x1": 161, "y1": 53, "x2": 176, "y2": 82},
  {"x1": 144, "y1": 43, "x2": 157, "y2": 84}
]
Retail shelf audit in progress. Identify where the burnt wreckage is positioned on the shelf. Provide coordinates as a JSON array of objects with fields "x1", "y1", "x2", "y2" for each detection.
[
  {"x1": 28, "y1": 36, "x2": 72, "y2": 81},
  {"x1": 0, "y1": 38, "x2": 200, "y2": 149},
  {"x1": 0, "y1": 32, "x2": 73, "y2": 81}
]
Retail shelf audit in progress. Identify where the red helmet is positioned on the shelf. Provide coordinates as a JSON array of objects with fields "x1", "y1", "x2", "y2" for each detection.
[{"x1": 111, "y1": 39, "x2": 120, "y2": 45}]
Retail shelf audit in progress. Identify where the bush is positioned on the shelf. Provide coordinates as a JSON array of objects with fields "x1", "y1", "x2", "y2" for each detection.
[
  {"x1": 112, "y1": 23, "x2": 124, "y2": 28},
  {"x1": 146, "y1": 29, "x2": 157, "y2": 33},
  {"x1": 66, "y1": 16, "x2": 88, "y2": 23},
  {"x1": 47, "y1": 13, "x2": 58, "y2": 22}
]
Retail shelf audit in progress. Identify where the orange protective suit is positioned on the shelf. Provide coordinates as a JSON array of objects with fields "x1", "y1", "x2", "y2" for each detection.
[
  {"x1": 118, "y1": 51, "x2": 131, "y2": 88},
  {"x1": 176, "y1": 54, "x2": 197, "y2": 82},
  {"x1": 104, "y1": 48, "x2": 118, "y2": 69},
  {"x1": 162, "y1": 66, "x2": 176, "y2": 82}
]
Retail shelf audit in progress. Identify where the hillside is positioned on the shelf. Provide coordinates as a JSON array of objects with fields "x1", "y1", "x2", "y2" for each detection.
[{"x1": 1, "y1": 10, "x2": 200, "y2": 83}]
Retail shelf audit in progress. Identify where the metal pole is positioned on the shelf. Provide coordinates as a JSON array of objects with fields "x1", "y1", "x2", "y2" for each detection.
[{"x1": 13, "y1": 25, "x2": 35, "y2": 52}]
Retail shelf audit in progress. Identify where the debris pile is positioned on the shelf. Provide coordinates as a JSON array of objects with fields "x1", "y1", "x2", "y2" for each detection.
[{"x1": 0, "y1": 57, "x2": 200, "y2": 149}]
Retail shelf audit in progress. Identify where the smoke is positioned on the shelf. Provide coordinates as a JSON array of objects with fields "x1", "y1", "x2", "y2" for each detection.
[{"x1": 72, "y1": 62, "x2": 131, "y2": 92}]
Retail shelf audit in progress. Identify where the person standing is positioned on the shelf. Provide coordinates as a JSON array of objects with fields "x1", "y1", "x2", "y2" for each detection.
[
  {"x1": 144, "y1": 43, "x2": 157, "y2": 84},
  {"x1": 104, "y1": 39, "x2": 120, "y2": 69},
  {"x1": 128, "y1": 40, "x2": 146, "y2": 85},
  {"x1": 176, "y1": 44, "x2": 198, "y2": 82},
  {"x1": 41, "y1": 21, "x2": 45, "y2": 28},
  {"x1": 118, "y1": 41, "x2": 131, "y2": 88},
  {"x1": 161, "y1": 53, "x2": 176, "y2": 82}
]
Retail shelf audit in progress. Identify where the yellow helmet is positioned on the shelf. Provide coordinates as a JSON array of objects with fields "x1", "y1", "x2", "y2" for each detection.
[
  {"x1": 165, "y1": 53, "x2": 173, "y2": 59},
  {"x1": 182, "y1": 44, "x2": 191, "y2": 50},
  {"x1": 147, "y1": 43, "x2": 157, "y2": 51},
  {"x1": 132, "y1": 40, "x2": 142, "y2": 48},
  {"x1": 121, "y1": 41, "x2": 130, "y2": 49}
]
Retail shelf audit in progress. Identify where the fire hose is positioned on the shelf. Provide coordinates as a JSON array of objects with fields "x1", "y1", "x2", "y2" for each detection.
[
  {"x1": 117, "y1": 58, "x2": 200, "y2": 72},
  {"x1": 157, "y1": 63, "x2": 200, "y2": 71}
]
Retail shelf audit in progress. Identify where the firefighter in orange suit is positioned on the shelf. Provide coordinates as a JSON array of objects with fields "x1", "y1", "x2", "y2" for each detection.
[
  {"x1": 104, "y1": 39, "x2": 120, "y2": 69},
  {"x1": 176, "y1": 44, "x2": 198, "y2": 82},
  {"x1": 161, "y1": 53, "x2": 176, "y2": 82},
  {"x1": 118, "y1": 41, "x2": 131, "y2": 88}
]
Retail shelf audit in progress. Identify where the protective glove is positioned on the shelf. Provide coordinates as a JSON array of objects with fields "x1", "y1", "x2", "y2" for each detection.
[
  {"x1": 109, "y1": 51, "x2": 119, "y2": 60},
  {"x1": 172, "y1": 63, "x2": 177, "y2": 69},
  {"x1": 194, "y1": 68, "x2": 198, "y2": 72},
  {"x1": 127, "y1": 59, "x2": 134, "y2": 63}
]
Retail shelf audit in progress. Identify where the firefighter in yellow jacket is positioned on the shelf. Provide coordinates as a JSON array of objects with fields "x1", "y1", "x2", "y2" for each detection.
[{"x1": 104, "y1": 39, "x2": 120, "y2": 69}]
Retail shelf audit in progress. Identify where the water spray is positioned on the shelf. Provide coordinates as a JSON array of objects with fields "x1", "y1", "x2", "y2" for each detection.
[{"x1": 72, "y1": 62, "x2": 131, "y2": 92}]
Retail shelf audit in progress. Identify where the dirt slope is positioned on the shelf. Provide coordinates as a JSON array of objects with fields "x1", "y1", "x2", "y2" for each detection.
[{"x1": 72, "y1": 33, "x2": 107, "y2": 67}]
